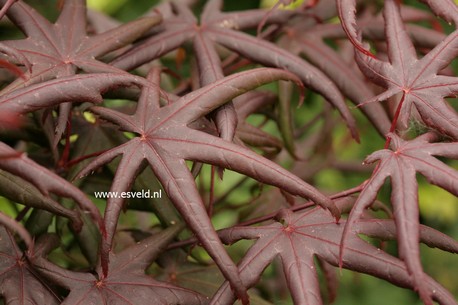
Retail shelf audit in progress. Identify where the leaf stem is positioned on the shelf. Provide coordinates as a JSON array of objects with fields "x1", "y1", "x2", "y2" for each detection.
[
  {"x1": 207, "y1": 165, "x2": 216, "y2": 217},
  {"x1": 384, "y1": 92, "x2": 405, "y2": 149},
  {"x1": 66, "y1": 149, "x2": 108, "y2": 170}
]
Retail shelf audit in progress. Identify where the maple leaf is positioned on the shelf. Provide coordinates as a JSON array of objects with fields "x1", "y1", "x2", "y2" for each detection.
[
  {"x1": 212, "y1": 202, "x2": 458, "y2": 305},
  {"x1": 74, "y1": 67, "x2": 339, "y2": 303},
  {"x1": 0, "y1": 225, "x2": 60, "y2": 305},
  {"x1": 338, "y1": 0, "x2": 458, "y2": 139},
  {"x1": 275, "y1": 0, "x2": 448, "y2": 137},
  {"x1": 340, "y1": 132, "x2": 458, "y2": 305},
  {"x1": 111, "y1": 0, "x2": 359, "y2": 143},
  {"x1": 31, "y1": 224, "x2": 208, "y2": 305},
  {"x1": 0, "y1": 0, "x2": 160, "y2": 144}
]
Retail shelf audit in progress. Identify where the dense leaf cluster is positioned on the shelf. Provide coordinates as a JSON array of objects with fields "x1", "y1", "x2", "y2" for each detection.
[{"x1": 0, "y1": 0, "x2": 457, "y2": 304}]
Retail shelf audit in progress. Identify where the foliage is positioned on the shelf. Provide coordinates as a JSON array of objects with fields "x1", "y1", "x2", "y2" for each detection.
[{"x1": 0, "y1": 0, "x2": 457, "y2": 304}]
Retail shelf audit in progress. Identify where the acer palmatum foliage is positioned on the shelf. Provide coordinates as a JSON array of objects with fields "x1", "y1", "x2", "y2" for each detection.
[{"x1": 0, "y1": 0, "x2": 457, "y2": 304}]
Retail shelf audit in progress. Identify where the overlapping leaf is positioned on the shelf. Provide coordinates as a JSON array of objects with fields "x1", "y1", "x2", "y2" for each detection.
[
  {"x1": 74, "y1": 67, "x2": 339, "y2": 303},
  {"x1": 0, "y1": 0, "x2": 160, "y2": 143},
  {"x1": 419, "y1": 0, "x2": 458, "y2": 25},
  {"x1": 212, "y1": 202, "x2": 458, "y2": 305},
  {"x1": 156, "y1": 249, "x2": 273, "y2": 305},
  {"x1": 0, "y1": 141, "x2": 103, "y2": 233},
  {"x1": 111, "y1": 0, "x2": 359, "y2": 142},
  {"x1": 277, "y1": 21, "x2": 391, "y2": 136},
  {"x1": 340, "y1": 132, "x2": 458, "y2": 305},
  {"x1": 186, "y1": 90, "x2": 284, "y2": 155},
  {"x1": 0, "y1": 226, "x2": 60, "y2": 305},
  {"x1": 232, "y1": 91, "x2": 283, "y2": 153},
  {"x1": 275, "y1": 0, "x2": 448, "y2": 137},
  {"x1": 32, "y1": 224, "x2": 207, "y2": 305},
  {"x1": 0, "y1": 169, "x2": 83, "y2": 231},
  {"x1": 338, "y1": 0, "x2": 458, "y2": 138},
  {"x1": 0, "y1": 73, "x2": 146, "y2": 114}
]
